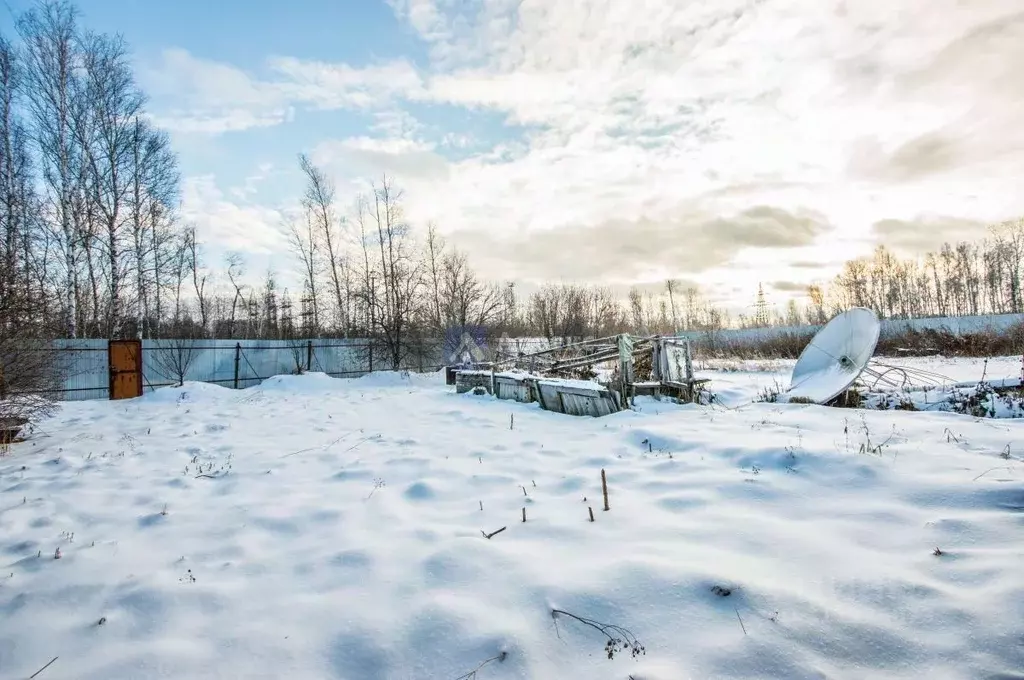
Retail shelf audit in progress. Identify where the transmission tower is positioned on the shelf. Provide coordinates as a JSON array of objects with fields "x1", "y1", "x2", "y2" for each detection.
[{"x1": 754, "y1": 283, "x2": 771, "y2": 327}]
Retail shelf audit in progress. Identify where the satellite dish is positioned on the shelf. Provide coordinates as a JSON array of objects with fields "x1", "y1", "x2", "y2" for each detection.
[{"x1": 787, "y1": 307, "x2": 880, "y2": 404}]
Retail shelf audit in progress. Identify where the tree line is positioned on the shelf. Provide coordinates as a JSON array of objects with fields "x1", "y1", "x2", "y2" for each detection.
[
  {"x1": 817, "y1": 220, "x2": 1024, "y2": 323},
  {"x1": 195, "y1": 163, "x2": 1024, "y2": 348},
  {"x1": 733, "y1": 219, "x2": 1024, "y2": 329},
  {"x1": 271, "y1": 154, "x2": 736, "y2": 364}
]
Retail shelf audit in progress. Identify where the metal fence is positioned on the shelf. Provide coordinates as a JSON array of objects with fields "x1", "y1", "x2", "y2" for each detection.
[{"x1": 42, "y1": 338, "x2": 447, "y2": 402}]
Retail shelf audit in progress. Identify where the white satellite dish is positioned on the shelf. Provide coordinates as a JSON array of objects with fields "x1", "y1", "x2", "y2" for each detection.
[{"x1": 787, "y1": 307, "x2": 880, "y2": 404}]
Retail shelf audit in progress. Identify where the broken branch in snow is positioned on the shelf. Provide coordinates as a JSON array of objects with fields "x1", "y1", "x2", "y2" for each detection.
[
  {"x1": 521, "y1": 507, "x2": 526, "y2": 523},
  {"x1": 550, "y1": 608, "x2": 645, "y2": 660},
  {"x1": 453, "y1": 651, "x2": 508, "y2": 680},
  {"x1": 29, "y1": 656, "x2": 58, "y2": 679},
  {"x1": 342, "y1": 434, "x2": 381, "y2": 454},
  {"x1": 367, "y1": 477, "x2": 386, "y2": 499},
  {"x1": 481, "y1": 526, "x2": 507, "y2": 539},
  {"x1": 972, "y1": 466, "x2": 1013, "y2": 481},
  {"x1": 588, "y1": 506, "x2": 595, "y2": 522},
  {"x1": 735, "y1": 608, "x2": 747, "y2": 635},
  {"x1": 280, "y1": 432, "x2": 352, "y2": 458}
]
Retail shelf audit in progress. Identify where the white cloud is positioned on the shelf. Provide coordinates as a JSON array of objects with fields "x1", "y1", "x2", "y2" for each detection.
[
  {"x1": 269, "y1": 56, "x2": 426, "y2": 109},
  {"x1": 370, "y1": 109, "x2": 424, "y2": 140},
  {"x1": 140, "y1": 49, "x2": 424, "y2": 134},
  {"x1": 312, "y1": 136, "x2": 450, "y2": 184},
  {"x1": 377, "y1": 0, "x2": 1024, "y2": 300},
  {"x1": 150, "y1": 0, "x2": 1024, "y2": 304},
  {"x1": 181, "y1": 175, "x2": 288, "y2": 255},
  {"x1": 229, "y1": 163, "x2": 276, "y2": 200}
]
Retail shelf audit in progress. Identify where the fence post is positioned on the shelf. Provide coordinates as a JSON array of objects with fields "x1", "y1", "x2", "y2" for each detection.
[
  {"x1": 368, "y1": 344, "x2": 374, "y2": 373},
  {"x1": 233, "y1": 343, "x2": 241, "y2": 389},
  {"x1": 306, "y1": 340, "x2": 313, "y2": 373}
]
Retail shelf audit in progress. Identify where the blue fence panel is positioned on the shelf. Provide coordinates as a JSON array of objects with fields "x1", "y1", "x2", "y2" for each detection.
[{"x1": 45, "y1": 338, "x2": 445, "y2": 402}]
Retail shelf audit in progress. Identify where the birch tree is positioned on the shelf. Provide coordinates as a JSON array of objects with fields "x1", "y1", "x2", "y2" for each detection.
[
  {"x1": 74, "y1": 31, "x2": 145, "y2": 337},
  {"x1": 298, "y1": 153, "x2": 348, "y2": 334},
  {"x1": 19, "y1": 0, "x2": 81, "y2": 336}
]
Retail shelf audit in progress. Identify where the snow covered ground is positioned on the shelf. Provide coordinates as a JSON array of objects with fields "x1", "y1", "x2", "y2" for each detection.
[
  {"x1": 2, "y1": 369, "x2": 1023, "y2": 679},
  {"x1": 701, "y1": 355, "x2": 1024, "y2": 411}
]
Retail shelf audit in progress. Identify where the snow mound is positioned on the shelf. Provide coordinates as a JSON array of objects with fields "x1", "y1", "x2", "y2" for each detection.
[
  {"x1": 255, "y1": 371, "x2": 343, "y2": 394},
  {"x1": 143, "y1": 381, "x2": 237, "y2": 404},
  {"x1": 353, "y1": 368, "x2": 445, "y2": 388},
  {"x1": 252, "y1": 370, "x2": 445, "y2": 395}
]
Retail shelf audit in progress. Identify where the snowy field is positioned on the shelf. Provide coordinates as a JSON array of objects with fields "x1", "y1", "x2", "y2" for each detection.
[
  {"x1": 702, "y1": 355, "x2": 1024, "y2": 409},
  {"x1": 2, "y1": 368, "x2": 1023, "y2": 679}
]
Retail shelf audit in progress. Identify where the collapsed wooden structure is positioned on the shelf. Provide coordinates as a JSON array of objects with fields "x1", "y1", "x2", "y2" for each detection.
[{"x1": 451, "y1": 334, "x2": 710, "y2": 417}]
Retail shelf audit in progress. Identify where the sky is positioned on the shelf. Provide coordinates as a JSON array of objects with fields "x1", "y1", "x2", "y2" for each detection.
[{"x1": 4, "y1": 0, "x2": 1023, "y2": 309}]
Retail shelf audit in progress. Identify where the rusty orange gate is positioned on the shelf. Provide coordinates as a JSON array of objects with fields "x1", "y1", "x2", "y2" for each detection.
[{"x1": 108, "y1": 339, "x2": 143, "y2": 400}]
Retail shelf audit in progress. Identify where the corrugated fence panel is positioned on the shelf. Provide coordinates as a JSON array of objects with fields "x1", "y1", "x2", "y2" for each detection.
[
  {"x1": 53, "y1": 339, "x2": 109, "y2": 401},
  {"x1": 309, "y1": 341, "x2": 375, "y2": 377},
  {"x1": 142, "y1": 340, "x2": 241, "y2": 392}
]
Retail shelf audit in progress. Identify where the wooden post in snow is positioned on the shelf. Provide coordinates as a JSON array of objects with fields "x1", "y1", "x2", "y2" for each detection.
[{"x1": 601, "y1": 468, "x2": 610, "y2": 511}]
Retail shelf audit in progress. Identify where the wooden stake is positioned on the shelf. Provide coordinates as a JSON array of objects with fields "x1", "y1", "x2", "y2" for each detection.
[
  {"x1": 479, "y1": 500, "x2": 483, "y2": 511},
  {"x1": 588, "y1": 506, "x2": 595, "y2": 522},
  {"x1": 601, "y1": 468, "x2": 609, "y2": 511},
  {"x1": 522, "y1": 507, "x2": 526, "y2": 523}
]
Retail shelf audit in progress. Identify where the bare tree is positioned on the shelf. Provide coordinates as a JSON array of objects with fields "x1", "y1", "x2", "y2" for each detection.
[
  {"x1": 528, "y1": 285, "x2": 560, "y2": 341},
  {"x1": 288, "y1": 212, "x2": 320, "y2": 334},
  {"x1": 0, "y1": 250, "x2": 61, "y2": 430},
  {"x1": 628, "y1": 287, "x2": 645, "y2": 333},
  {"x1": 186, "y1": 226, "x2": 209, "y2": 335},
  {"x1": 170, "y1": 230, "x2": 189, "y2": 330},
  {"x1": 439, "y1": 248, "x2": 501, "y2": 330},
  {"x1": 225, "y1": 252, "x2": 247, "y2": 337},
  {"x1": 664, "y1": 279, "x2": 680, "y2": 332},
  {"x1": 128, "y1": 117, "x2": 178, "y2": 339},
  {"x1": 73, "y1": 31, "x2": 145, "y2": 338},
  {"x1": 0, "y1": 35, "x2": 36, "y2": 324},
  {"x1": 19, "y1": 0, "x2": 82, "y2": 337},
  {"x1": 990, "y1": 219, "x2": 1024, "y2": 313},
  {"x1": 424, "y1": 221, "x2": 445, "y2": 331},
  {"x1": 298, "y1": 153, "x2": 348, "y2": 334},
  {"x1": 368, "y1": 174, "x2": 421, "y2": 368},
  {"x1": 150, "y1": 337, "x2": 197, "y2": 387}
]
